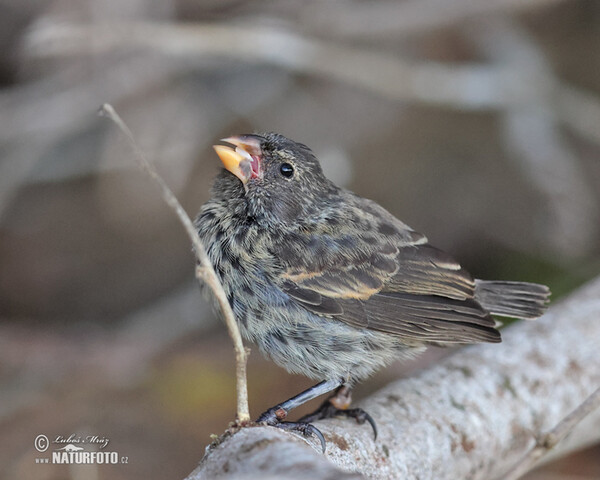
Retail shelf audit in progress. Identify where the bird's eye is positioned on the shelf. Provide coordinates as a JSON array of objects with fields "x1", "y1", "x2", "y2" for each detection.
[{"x1": 279, "y1": 163, "x2": 294, "y2": 178}]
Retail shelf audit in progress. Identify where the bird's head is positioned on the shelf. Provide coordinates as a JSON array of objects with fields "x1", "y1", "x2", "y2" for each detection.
[{"x1": 212, "y1": 133, "x2": 338, "y2": 227}]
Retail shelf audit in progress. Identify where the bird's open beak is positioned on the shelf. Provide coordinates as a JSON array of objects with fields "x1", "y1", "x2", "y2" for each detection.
[{"x1": 213, "y1": 135, "x2": 263, "y2": 185}]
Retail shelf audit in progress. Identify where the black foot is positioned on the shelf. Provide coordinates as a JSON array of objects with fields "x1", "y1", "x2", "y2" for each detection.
[
  {"x1": 273, "y1": 421, "x2": 326, "y2": 453},
  {"x1": 256, "y1": 406, "x2": 327, "y2": 453},
  {"x1": 299, "y1": 403, "x2": 378, "y2": 440}
]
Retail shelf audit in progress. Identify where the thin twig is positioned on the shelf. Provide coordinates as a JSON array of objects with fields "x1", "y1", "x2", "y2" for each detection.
[
  {"x1": 98, "y1": 103, "x2": 250, "y2": 423},
  {"x1": 500, "y1": 386, "x2": 600, "y2": 480}
]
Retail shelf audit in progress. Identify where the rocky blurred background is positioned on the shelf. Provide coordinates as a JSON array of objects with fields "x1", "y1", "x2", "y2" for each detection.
[{"x1": 1, "y1": 1, "x2": 599, "y2": 479}]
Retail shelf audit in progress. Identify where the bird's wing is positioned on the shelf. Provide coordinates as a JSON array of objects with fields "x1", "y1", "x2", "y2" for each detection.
[{"x1": 275, "y1": 201, "x2": 500, "y2": 343}]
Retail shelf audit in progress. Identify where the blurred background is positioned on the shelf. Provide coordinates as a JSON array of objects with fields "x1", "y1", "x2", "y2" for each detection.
[{"x1": 1, "y1": 0, "x2": 599, "y2": 479}]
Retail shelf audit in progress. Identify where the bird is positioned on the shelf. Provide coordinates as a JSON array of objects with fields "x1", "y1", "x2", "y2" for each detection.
[{"x1": 195, "y1": 132, "x2": 550, "y2": 451}]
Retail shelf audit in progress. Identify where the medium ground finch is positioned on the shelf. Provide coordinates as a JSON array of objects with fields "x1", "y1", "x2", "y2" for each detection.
[{"x1": 195, "y1": 132, "x2": 550, "y2": 450}]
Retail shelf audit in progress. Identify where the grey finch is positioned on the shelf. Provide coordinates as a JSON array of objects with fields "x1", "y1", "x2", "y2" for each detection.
[{"x1": 195, "y1": 132, "x2": 550, "y2": 451}]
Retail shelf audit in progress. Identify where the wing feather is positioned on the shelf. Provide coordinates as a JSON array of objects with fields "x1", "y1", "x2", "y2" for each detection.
[{"x1": 275, "y1": 195, "x2": 500, "y2": 344}]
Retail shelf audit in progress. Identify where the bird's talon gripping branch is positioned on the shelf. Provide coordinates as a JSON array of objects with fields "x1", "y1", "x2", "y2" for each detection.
[
  {"x1": 276, "y1": 422, "x2": 327, "y2": 453},
  {"x1": 347, "y1": 408, "x2": 378, "y2": 440},
  {"x1": 293, "y1": 385, "x2": 378, "y2": 440},
  {"x1": 299, "y1": 403, "x2": 378, "y2": 440},
  {"x1": 256, "y1": 408, "x2": 327, "y2": 453}
]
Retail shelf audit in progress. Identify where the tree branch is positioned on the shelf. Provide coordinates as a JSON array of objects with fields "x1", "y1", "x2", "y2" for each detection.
[
  {"x1": 501, "y1": 385, "x2": 600, "y2": 480},
  {"x1": 299, "y1": 0, "x2": 570, "y2": 40},
  {"x1": 187, "y1": 276, "x2": 600, "y2": 479},
  {"x1": 18, "y1": 21, "x2": 549, "y2": 110},
  {"x1": 99, "y1": 104, "x2": 250, "y2": 423},
  {"x1": 25, "y1": 20, "x2": 600, "y2": 146}
]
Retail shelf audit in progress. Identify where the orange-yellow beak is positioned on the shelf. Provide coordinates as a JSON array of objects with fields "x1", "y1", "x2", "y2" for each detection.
[{"x1": 213, "y1": 135, "x2": 263, "y2": 185}]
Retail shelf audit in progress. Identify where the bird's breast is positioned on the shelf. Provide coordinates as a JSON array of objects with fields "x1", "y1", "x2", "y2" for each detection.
[{"x1": 196, "y1": 207, "x2": 284, "y2": 336}]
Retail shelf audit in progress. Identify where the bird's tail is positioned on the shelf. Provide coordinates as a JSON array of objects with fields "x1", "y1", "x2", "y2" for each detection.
[{"x1": 474, "y1": 280, "x2": 550, "y2": 320}]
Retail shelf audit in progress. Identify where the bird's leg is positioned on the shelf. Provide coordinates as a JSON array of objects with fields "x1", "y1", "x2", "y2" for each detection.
[
  {"x1": 298, "y1": 385, "x2": 378, "y2": 440},
  {"x1": 256, "y1": 378, "x2": 342, "y2": 452}
]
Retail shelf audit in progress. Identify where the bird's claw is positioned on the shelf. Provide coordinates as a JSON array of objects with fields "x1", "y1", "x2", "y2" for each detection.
[
  {"x1": 345, "y1": 408, "x2": 378, "y2": 440},
  {"x1": 299, "y1": 404, "x2": 378, "y2": 440},
  {"x1": 275, "y1": 421, "x2": 327, "y2": 453},
  {"x1": 256, "y1": 406, "x2": 327, "y2": 453}
]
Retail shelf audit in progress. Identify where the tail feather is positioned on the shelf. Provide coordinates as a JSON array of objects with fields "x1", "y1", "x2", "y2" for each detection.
[{"x1": 474, "y1": 280, "x2": 550, "y2": 320}]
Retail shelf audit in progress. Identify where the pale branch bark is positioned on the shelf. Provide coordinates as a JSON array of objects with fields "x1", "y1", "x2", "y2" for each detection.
[
  {"x1": 501, "y1": 385, "x2": 600, "y2": 480},
  {"x1": 187, "y1": 276, "x2": 600, "y2": 480},
  {"x1": 99, "y1": 104, "x2": 250, "y2": 423}
]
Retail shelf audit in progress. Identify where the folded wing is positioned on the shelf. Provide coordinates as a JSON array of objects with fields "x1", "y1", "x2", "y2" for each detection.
[{"x1": 274, "y1": 207, "x2": 501, "y2": 344}]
